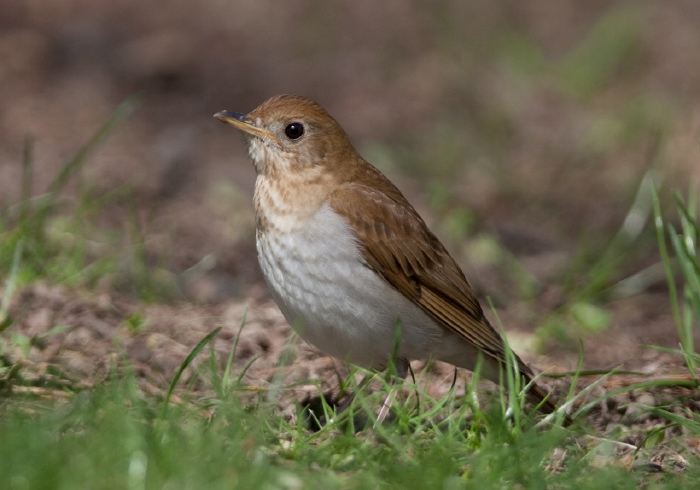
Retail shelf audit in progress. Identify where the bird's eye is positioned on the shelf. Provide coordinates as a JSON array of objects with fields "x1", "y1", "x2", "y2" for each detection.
[{"x1": 284, "y1": 122, "x2": 304, "y2": 140}]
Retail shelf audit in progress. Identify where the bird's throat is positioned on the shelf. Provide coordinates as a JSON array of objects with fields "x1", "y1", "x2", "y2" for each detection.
[{"x1": 254, "y1": 170, "x2": 335, "y2": 235}]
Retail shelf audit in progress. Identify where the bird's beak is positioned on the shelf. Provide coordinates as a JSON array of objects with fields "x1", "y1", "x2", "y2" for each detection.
[{"x1": 214, "y1": 110, "x2": 279, "y2": 144}]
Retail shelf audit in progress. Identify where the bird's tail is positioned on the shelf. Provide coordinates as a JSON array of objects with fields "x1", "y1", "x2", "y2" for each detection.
[{"x1": 525, "y1": 378, "x2": 573, "y2": 426}]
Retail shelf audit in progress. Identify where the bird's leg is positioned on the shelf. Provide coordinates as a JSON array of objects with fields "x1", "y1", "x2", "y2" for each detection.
[
  {"x1": 333, "y1": 372, "x2": 373, "y2": 417},
  {"x1": 334, "y1": 358, "x2": 409, "y2": 425},
  {"x1": 375, "y1": 358, "x2": 409, "y2": 426}
]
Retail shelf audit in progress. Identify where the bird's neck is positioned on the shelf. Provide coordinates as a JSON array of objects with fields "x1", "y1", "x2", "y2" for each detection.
[{"x1": 254, "y1": 169, "x2": 335, "y2": 234}]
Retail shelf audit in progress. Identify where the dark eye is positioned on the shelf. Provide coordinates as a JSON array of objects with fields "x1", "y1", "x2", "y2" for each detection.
[{"x1": 284, "y1": 122, "x2": 304, "y2": 140}]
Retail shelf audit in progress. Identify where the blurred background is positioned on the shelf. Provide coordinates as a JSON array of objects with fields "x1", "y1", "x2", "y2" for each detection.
[{"x1": 1, "y1": 0, "x2": 699, "y2": 365}]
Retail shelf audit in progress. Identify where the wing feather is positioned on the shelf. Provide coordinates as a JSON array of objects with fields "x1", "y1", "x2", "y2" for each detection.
[
  {"x1": 328, "y1": 183, "x2": 509, "y2": 360},
  {"x1": 327, "y1": 178, "x2": 564, "y2": 419}
]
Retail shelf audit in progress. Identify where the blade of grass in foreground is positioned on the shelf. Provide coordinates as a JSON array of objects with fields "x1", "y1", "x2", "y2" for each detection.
[{"x1": 161, "y1": 327, "x2": 221, "y2": 418}]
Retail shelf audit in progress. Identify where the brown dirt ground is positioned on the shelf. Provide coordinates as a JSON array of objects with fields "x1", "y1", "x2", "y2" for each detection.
[
  {"x1": 3, "y1": 281, "x2": 699, "y2": 474},
  {"x1": 2, "y1": 0, "x2": 700, "y2": 476}
]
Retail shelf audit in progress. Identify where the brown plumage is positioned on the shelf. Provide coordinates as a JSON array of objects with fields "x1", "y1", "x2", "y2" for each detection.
[{"x1": 215, "y1": 94, "x2": 570, "y2": 423}]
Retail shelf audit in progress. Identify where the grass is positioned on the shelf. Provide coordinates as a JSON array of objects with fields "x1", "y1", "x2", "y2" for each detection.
[
  {"x1": 654, "y1": 187, "x2": 700, "y2": 359},
  {"x1": 0, "y1": 325, "x2": 696, "y2": 489},
  {"x1": 0, "y1": 96, "x2": 180, "y2": 302},
  {"x1": 3, "y1": 1, "x2": 700, "y2": 486},
  {"x1": 1, "y1": 108, "x2": 699, "y2": 486},
  {"x1": 535, "y1": 170, "x2": 661, "y2": 345}
]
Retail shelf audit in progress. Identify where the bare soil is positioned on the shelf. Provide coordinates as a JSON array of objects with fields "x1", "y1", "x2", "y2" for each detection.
[{"x1": 3, "y1": 281, "x2": 699, "y2": 474}]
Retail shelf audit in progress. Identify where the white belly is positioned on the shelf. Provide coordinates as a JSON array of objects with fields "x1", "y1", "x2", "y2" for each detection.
[{"x1": 256, "y1": 203, "x2": 448, "y2": 370}]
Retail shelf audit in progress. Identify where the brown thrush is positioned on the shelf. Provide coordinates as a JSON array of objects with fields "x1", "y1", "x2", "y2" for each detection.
[{"x1": 215, "y1": 95, "x2": 569, "y2": 423}]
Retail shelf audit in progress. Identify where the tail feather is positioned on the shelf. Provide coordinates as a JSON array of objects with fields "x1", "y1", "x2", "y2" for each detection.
[{"x1": 526, "y1": 378, "x2": 573, "y2": 426}]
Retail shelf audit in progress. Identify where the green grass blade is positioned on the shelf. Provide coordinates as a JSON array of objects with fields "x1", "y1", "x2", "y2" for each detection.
[
  {"x1": 652, "y1": 186, "x2": 684, "y2": 347},
  {"x1": 19, "y1": 137, "x2": 34, "y2": 233},
  {"x1": 44, "y1": 95, "x2": 142, "y2": 206},
  {"x1": 222, "y1": 306, "x2": 249, "y2": 391},
  {"x1": 161, "y1": 327, "x2": 221, "y2": 417},
  {"x1": 643, "y1": 406, "x2": 700, "y2": 434},
  {"x1": 0, "y1": 238, "x2": 24, "y2": 331}
]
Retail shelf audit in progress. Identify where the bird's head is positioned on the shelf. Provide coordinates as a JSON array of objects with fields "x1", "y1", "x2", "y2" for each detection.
[{"x1": 215, "y1": 94, "x2": 357, "y2": 179}]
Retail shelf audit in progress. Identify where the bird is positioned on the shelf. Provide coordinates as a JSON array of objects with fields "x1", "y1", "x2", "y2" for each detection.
[{"x1": 214, "y1": 94, "x2": 569, "y2": 423}]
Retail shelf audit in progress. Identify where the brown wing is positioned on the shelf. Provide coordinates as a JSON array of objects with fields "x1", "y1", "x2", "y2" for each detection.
[
  {"x1": 327, "y1": 180, "x2": 568, "y2": 419},
  {"x1": 327, "y1": 182, "x2": 515, "y2": 364}
]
